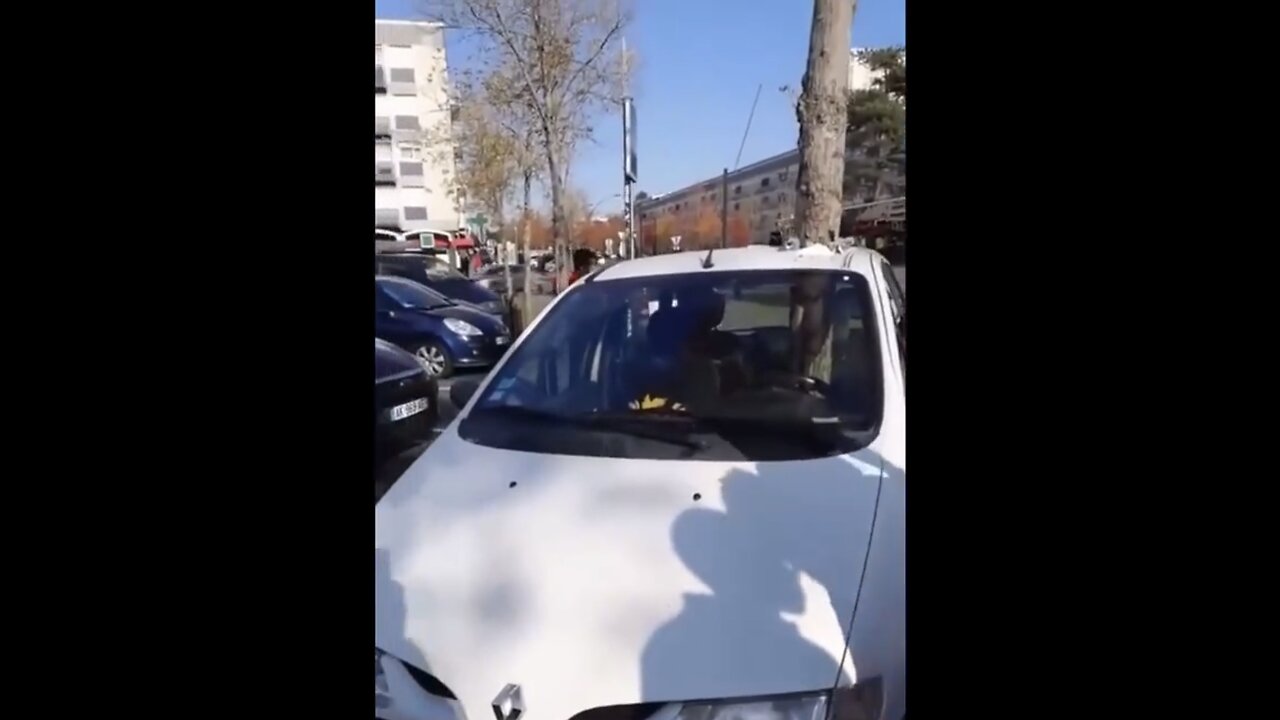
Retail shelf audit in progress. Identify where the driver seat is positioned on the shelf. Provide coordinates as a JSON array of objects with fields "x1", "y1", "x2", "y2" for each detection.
[{"x1": 641, "y1": 306, "x2": 720, "y2": 410}]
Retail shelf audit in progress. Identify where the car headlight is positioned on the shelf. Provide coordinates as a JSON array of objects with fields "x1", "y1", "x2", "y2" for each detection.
[
  {"x1": 654, "y1": 683, "x2": 882, "y2": 720},
  {"x1": 443, "y1": 317, "x2": 482, "y2": 336}
]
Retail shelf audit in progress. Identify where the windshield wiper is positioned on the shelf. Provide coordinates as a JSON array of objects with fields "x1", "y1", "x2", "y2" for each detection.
[{"x1": 471, "y1": 405, "x2": 708, "y2": 451}]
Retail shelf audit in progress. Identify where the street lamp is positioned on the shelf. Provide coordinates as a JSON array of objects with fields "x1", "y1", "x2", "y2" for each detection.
[{"x1": 586, "y1": 193, "x2": 621, "y2": 219}]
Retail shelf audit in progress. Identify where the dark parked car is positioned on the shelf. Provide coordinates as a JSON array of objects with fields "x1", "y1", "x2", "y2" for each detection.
[
  {"x1": 473, "y1": 263, "x2": 555, "y2": 296},
  {"x1": 375, "y1": 338, "x2": 439, "y2": 460},
  {"x1": 375, "y1": 252, "x2": 505, "y2": 316},
  {"x1": 375, "y1": 275, "x2": 511, "y2": 378}
]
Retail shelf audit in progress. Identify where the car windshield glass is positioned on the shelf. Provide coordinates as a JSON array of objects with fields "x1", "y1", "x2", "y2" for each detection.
[
  {"x1": 460, "y1": 269, "x2": 883, "y2": 461},
  {"x1": 378, "y1": 276, "x2": 450, "y2": 309}
]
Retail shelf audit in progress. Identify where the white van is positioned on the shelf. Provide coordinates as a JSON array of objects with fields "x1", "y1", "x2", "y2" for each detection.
[{"x1": 375, "y1": 244, "x2": 906, "y2": 720}]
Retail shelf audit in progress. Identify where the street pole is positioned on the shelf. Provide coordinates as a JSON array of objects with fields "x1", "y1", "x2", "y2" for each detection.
[
  {"x1": 622, "y1": 96, "x2": 638, "y2": 258},
  {"x1": 623, "y1": 183, "x2": 635, "y2": 258},
  {"x1": 721, "y1": 168, "x2": 729, "y2": 248}
]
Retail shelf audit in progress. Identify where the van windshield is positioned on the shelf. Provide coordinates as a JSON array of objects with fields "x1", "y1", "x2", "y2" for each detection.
[{"x1": 459, "y1": 269, "x2": 883, "y2": 461}]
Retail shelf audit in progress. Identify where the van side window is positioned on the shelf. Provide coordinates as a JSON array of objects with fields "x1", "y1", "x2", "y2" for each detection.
[{"x1": 880, "y1": 261, "x2": 905, "y2": 371}]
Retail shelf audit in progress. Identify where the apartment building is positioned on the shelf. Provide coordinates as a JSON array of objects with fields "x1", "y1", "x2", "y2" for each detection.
[
  {"x1": 636, "y1": 48, "x2": 903, "y2": 247},
  {"x1": 636, "y1": 151, "x2": 799, "y2": 247},
  {"x1": 375, "y1": 19, "x2": 461, "y2": 232}
]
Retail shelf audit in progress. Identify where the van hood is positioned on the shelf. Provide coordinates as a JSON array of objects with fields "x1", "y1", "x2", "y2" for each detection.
[{"x1": 374, "y1": 430, "x2": 885, "y2": 719}]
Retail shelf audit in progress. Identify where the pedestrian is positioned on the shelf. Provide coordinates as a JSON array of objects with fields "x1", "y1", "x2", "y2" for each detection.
[
  {"x1": 567, "y1": 248, "x2": 595, "y2": 286},
  {"x1": 470, "y1": 249, "x2": 484, "y2": 275}
]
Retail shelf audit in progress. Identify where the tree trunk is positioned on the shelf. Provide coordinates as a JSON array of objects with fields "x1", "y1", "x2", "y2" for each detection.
[
  {"x1": 542, "y1": 130, "x2": 570, "y2": 292},
  {"x1": 793, "y1": 0, "x2": 856, "y2": 248},
  {"x1": 522, "y1": 167, "x2": 533, "y2": 330}
]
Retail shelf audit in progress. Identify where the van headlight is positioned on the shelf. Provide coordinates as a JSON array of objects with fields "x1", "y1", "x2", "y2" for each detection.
[{"x1": 655, "y1": 682, "x2": 882, "y2": 720}]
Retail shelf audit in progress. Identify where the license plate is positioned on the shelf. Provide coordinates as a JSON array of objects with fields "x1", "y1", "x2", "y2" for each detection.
[
  {"x1": 496, "y1": 336, "x2": 510, "y2": 345},
  {"x1": 389, "y1": 397, "x2": 429, "y2": 421}
]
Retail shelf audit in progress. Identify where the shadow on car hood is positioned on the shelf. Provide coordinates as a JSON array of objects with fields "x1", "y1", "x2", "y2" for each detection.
[{"x1": 374, "y1": 429, "x2": 885, "y2": 719}]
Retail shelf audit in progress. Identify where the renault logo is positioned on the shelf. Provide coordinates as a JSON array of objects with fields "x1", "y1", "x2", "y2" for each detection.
[{"x1": 491, "y1": 683, "x2": 524, "y2": 720}]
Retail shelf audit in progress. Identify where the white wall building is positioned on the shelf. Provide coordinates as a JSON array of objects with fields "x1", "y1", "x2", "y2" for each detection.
[
  {"x1": 375, "y1": 19, "x2": 461, "y2": 232},
  {"x1": 848, "y1": 48, "x2": 884, "y2": 92}
]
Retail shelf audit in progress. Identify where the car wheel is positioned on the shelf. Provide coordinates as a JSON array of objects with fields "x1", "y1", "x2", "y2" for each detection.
[{"x1": 412, "y1": 340, "x2": 453, "y2": 379}]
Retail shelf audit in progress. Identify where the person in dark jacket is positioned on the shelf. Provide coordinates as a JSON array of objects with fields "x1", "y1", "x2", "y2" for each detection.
[{"x1": 566, "y1": 248, "x2": 596, "y2": 286}]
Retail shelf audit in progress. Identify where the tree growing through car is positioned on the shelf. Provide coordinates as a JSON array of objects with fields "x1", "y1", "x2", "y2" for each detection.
[{"x1": 793, "y1": 0, "x2": 856, "y2": 248}]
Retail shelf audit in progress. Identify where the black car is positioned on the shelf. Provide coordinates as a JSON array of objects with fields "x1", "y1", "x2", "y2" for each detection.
[
  {"x1": 374, "y1": 252, "x2": 505, "y2": 316},
  {"x1": 375, "y1": 338, "x2": 439, "y2": 459}
]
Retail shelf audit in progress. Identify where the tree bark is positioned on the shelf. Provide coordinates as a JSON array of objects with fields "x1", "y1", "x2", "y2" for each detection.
[
  {"x1": 521, "y1": 166, "x2": 533, "y2": 330},
  {"x1": 793, "y1": 0, "x2": 856, "y2": 247},
  {"x1": 542, "y1": 124, "x2": 570, "y2": 293}
]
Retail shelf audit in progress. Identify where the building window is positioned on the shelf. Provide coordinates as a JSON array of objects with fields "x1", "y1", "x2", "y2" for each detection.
[
  {"x1": 399, "y1": 144, "x2": 420, "y2": 160},
  {"x1": 399, "y1": 161, "x2": 425, "y2": 188},
  {"x1": 734, "y1": 185, "x2": 742, "y2": 195},
  {"x1": 761, "y1": 177, "x2": 771, "y2": 188},
  {"x1": 404, "y1": 206, "x2": 429, "y2": 221},
  {"x1": 375, "y1": 116, "x2": 391, "y2": 136},
  {"x1": 733, "y1": 202, "x2": 740, "y2": 211},
  {"x1": 389, "y1": 68, "x2": 417, "y2": 96},
  {"x1": 394, "y1": 115, "x2": 420, "y2": 131}
]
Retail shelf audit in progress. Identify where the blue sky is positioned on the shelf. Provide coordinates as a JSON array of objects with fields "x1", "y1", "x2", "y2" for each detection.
[{"x1": 376, "y1": 0, "x2": 904, "y2": 214}]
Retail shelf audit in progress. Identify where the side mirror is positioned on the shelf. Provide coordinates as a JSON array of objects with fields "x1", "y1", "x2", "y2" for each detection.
[{"x1": 449, "y1": 377, "x2": 481, "y2": 409}]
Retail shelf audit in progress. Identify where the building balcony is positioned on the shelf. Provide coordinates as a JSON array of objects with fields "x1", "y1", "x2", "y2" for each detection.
[
  {"x1": 375, "y1": 65, "x2": 387, "y2": 94},
  {"x1": 375, "y1": 116, "x2": 391, "y2": 138},
  {"x1": 375, "y1": 161, "x2": 396, "y2": 185},
  {"x1": 375, "y1": 208, "x2": 400, "y2": 230}
]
